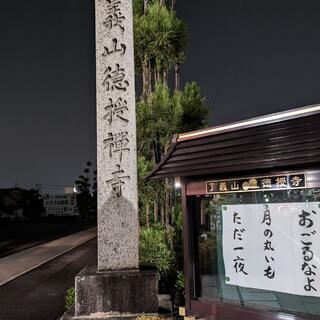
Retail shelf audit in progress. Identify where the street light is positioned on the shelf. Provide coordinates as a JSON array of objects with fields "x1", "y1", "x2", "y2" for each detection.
[{"x1": 174, "y1": 177, "x2": 181, "y2": 189}]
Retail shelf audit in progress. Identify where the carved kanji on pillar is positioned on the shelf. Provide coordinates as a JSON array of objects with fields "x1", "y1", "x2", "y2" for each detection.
[{"x1": 96, "y1": 0, "x2": 139, "y2": 271}]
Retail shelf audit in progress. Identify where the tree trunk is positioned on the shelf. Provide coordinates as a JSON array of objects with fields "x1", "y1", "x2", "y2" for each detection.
[
  {"x1": 146, "y1": 203, "x2": 150, "y2": 227},
  {"x1": 144, "y1": 0, "x2": 148, "y2": 13},
  {"x1": 161, "y1": 201, "x2": 165, "y2": 225},
  {"x1": 160, "y1": 0, "x2": 165, "y2": 6},
  {"x1": 148, "y1": 60, "x2": 152, "y2": 94},
  {"x1": 175, "y1": 64, "x2": 180, "y2": 91},
  {"x1": 154, "y1": 69, "x2": 157, "y2": 86},
  {"x1": 153, "y1": 131, "x2": 162, "y2": 164},
  {"x1": 142, "y1": 57, "x2": 148, "y2": 101},
  {"x1": 171, "y1": 0, "x2": 176, "y2": 9},
  {"x1": 171, "y1": 205, "x2": 175, "y2": 226},
  {"x1": 153, "y1": 140, "x2": 161, "y2": 164},
  {"x1": 163, "y1": 69, "x2": 168, "y2": 87},
  {"x1": 153, "y1": 201, "x2": 158, "y2": 224},
  {"x1": 165, "y1": 189, "x2": 170, "y2": 228},
  {"x1": 156, "y1": 68, "x2": 161, "y2": 83}
]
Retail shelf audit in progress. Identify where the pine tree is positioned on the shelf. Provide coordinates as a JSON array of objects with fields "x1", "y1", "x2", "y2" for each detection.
[
  {"x1": 134, "y1": 0, "x2": 210, "y2": 228},
  {"x1": 134, "y1": 1, "x2": 186, "y2": 99}
]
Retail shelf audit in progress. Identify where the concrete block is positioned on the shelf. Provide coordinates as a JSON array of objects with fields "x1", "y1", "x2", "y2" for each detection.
[{"x1": 75, "y1": 266, "x2": 158, "y2": 317}]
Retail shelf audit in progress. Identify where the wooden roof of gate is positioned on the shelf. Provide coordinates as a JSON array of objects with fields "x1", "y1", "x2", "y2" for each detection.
[{"x1": 147, "y1": 104, "x2": 320, "y2": 180}]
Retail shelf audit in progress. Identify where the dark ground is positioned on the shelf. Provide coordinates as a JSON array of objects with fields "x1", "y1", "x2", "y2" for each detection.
[
  {"x1": 0, "y1": 238, "x2": 97, "y2": 320},
  {"x1": 0, "y1": 220, "x2": 96, "y2": 258}
]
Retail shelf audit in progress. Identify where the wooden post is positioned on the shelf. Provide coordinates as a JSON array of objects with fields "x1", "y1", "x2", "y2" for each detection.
[{"x1": 181, "y1": 178, "x2": 192, "y2": 313}]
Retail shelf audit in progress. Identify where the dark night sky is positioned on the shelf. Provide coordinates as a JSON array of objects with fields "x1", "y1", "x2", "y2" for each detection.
[{"x1": 1, "y1": 0, "x2": 320, "y2": 189}]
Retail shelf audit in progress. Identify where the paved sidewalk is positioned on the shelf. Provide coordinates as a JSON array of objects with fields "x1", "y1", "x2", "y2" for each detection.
[{"x1": 0, "y1": 227, "x2": 96, "y2": 286}]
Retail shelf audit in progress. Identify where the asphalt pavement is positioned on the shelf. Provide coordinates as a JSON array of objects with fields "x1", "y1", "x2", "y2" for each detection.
[{"x1": 0, "y1": 238, "x2": 97, "y2": 320}]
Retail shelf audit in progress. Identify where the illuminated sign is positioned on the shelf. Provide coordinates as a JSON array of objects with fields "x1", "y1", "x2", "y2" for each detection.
[{"x1": 206, "y1": 173, "x2": 306, "y2": 194}]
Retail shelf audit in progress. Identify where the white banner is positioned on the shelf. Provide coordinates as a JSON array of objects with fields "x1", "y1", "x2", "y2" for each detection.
[{"x1": 222, "y1": 202, "x2": 320, "y2": 297}]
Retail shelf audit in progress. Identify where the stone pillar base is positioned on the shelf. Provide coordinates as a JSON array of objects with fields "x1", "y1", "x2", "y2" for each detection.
[{"x1": 72, "y1": 266, "x2": 158, "y2": 318}]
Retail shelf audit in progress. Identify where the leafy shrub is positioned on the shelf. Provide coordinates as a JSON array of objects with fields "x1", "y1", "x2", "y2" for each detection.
[
  {"x1": 139, "y1": 225, "x2": 174, "y2": 277},
  {"x1": 173, "y1": 270, "x2": 185, "y2": 306},
  {"x1": 175, "y1": 271, "x2": 184, "y2": 293},
  {"x1": 64, "y1": 287, "x2": 75, "y2": 311}
]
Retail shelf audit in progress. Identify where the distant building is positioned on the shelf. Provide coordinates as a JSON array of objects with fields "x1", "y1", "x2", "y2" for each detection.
[
  {"x1": 64, "y1": 186, "x2": 76, "y2": 194},
  {"x1": 43, "y1": 192, "x2": 79, "y2": 217},
  {"x1": 0, "y1": 188, "x2": 43, "y2": 219}
]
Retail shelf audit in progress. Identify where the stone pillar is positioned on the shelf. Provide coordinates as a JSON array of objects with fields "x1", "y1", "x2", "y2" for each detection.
[
  {"x1": 64, "y1": 1, "x2": 158, "y2": 319},
  {"x1": 95, "y1": 0, "x2": 138, "y2": 272}
]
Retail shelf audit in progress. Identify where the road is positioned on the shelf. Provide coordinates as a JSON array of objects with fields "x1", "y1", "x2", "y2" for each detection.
[{"x1": 0, "y1": 238, "x2": 97, "y2": 320}]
